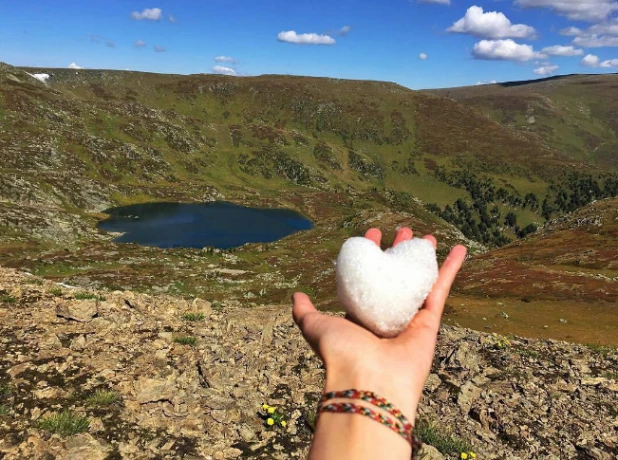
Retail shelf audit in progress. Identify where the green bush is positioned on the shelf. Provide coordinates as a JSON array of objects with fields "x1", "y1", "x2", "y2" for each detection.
[
  {"x1": 174, "y1": 336, "x2": 197, "y2": 346},
  {"x1": 182, "y1": 312, "x2": 205, "y2": 322},
  {"x1": 37, "y1": 410, "x2": 89, "y2": 436},
  {"x1": 87, "y1": 390, "x2": 120, "y2": 406}
]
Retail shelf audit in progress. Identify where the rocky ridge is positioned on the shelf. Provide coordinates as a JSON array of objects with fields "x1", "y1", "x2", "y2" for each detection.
[{"x1": 0, "y1": 266, "x2": 616, "y2": 459}]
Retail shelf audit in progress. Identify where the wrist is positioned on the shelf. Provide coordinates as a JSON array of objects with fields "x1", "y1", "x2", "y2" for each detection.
[{"x1": 323, "y1": 361, "x2": 419, "y2": 423}]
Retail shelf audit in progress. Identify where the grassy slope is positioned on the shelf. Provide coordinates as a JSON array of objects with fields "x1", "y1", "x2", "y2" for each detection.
[
  {"x1": 424, "y1": 74, "x2": 618, "y2": 169},
  {"x1": 449, "y1": 197, "x2": 618, "y2": 346}
]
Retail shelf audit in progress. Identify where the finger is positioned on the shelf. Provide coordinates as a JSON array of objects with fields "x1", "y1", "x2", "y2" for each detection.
[
  {"x1": 393, "y1": 227, "x2": 413, "y2": 247},
  {"x1": 292, "y1": 292, "x2": 323, "y2": 348},
  {"x1": 422, "y1": 234, "x2": 437, "y2": 249},
  {"x1": 364, "y1": 228, "x2": 382, "y2": 247},
  {"x1": 424, "y1": 245, "x2": 467, "y2": 317},
  {"x1": 398, "y1": 245, "x2": 467, "y2": 342}
]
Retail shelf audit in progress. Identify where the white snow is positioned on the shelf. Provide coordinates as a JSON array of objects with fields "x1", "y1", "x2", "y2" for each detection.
[{"x1": 336, "y1": 237, "x2": 438, "y2": 337}]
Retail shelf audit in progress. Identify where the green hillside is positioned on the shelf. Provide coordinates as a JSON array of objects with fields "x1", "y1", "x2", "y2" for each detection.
[
  {"x1": 2, "y1": 64, "x2": 616, "y2": 249},
  {"x1": 0, "y1": 63, "x2": 617, "y2": 344},
  {"x1": 425, "y1": 74, "x2": 618, "y2": 169}
]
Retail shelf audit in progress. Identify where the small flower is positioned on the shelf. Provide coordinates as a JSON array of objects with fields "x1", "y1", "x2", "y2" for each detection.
[
  {"x1": 267, "y1": 418, "x2": 274, "y2": 426},
  {"x1": 281, "y1": 420, "x2": 287, "y2": 427},
  {"x1": 267, "y1": 407, "x2": 275, "y2": 414},
  {"x1": 461, "y1": 454, "x2": 468, "y2": 460},
  {"x1": 470, "y1": 453, "x2": 476, "y2": 459},
  {"x1": 262, "y1": 404, "x2": 269, "y2": 410}
]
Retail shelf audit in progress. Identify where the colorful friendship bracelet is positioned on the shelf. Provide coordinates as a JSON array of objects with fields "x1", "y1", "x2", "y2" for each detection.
[
  {"x1": 318, "y1": 401, "x2": 412, "y2": 442},
  {"x1": 317, "y1": 389, "x2": 423, "y2": 458},
  {"x1": 318, "y1": 389, "x2": 413, "y2": 433}
]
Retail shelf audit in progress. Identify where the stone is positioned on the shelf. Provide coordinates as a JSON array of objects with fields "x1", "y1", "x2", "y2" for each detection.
[
  {"x1": 457, "y1": 382, "x2": 481, "y2": 414},
  {"x1": 135, "y1": 378, "x2": 176, "y2": 404},
  {"x1": 192, "y1": 298, "x2": 213, "y2": 315},
  {"x1": 417, "y1": 444, "x2": 445, "y2": 459},
  {"x1": 69, "y1": 335, "x2": 87, "y2": 351},
  {"x1": 64, "y1": 434, "x2": 111, "y2": 460},
  {"x1": 39, "y1": 333, "x2": 62, "y2": 349},
  {"x1": 56, "y1": 300, "x2": 98, "y2": 322}
]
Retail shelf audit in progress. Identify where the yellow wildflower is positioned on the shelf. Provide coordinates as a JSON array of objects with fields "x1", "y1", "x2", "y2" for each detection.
[
  {"x1": 267, "y1": 407, "x2": 275, "y2": 414},
  {"x1": 281, "y1": 421, "x2": 287, "y2": 427},
  {"x1": 267, "y1": 418, "x2": 274, "y2": 426},
  {"x1": 262, "y1": 404, "x2": 269, "y2": 410},
  {"x1": 470, "y1": 453, "x2": 476, "y2": 459},
  {"x1": 461, "y1": 454, "x2": 468, "y2": 460}
]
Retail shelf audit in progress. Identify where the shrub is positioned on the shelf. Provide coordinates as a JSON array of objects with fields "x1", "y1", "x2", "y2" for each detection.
[
  {"x1": 182, "y1": 312, "x2": 205, "y2": 322},
  {"x1": 174, "y1": 336, "x2": 197, "y2": 346},
  {"x1": 87, "y1": 390, "x2": 120, "y2": 406},
  {"x1": 415, "y1": 417, "x2": 472, "y2": 455},
  {"x1": 74, "y1": 292, "x2": 106, "y2": 301},
  {"x1": 37, "y1": 410, "x2": 89, "y2": 436}
]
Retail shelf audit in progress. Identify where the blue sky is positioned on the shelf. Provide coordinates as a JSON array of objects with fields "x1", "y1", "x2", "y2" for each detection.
[{"x1": 1, "y1": 0, "x2": 618, "y2": 89}]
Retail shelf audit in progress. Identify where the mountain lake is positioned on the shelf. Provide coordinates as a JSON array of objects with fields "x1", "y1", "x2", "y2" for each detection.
[{"x1": 98, "y1": 201, "x2": 313, "y2": 249}]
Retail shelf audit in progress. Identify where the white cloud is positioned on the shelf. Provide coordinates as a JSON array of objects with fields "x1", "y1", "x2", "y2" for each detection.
[
  {"x1": 589, "y1": 19, "x2": 618, "y2": 35},
  {"x1": 448, "y1": 6, "x2": 536, "y2": 39},
  {"x1": 541, "y1": 45, "x2": 583, "y2": 56},
  {"x1": 581, "y1": 53, "x2": 618, "y2": 67},
  {"x1": 214, "y1": 56, "x2": 236, "y2": 64},
  {"x1": 515, "y1": 0, "x2": 618, "y2": 22},
  {"x1": 600, "y1": 58, "x2": 618, "y2": 67},
  {"x1": 340, "y1": 25, "x2": 352, "y2": 35},
  {"x1": 277, "y1": 30, "x2": 336, "y2": 45},
  {"x1": 131, "y1": 8, "x2": 162, "y2": 21},
  {"x1": 582, "y1": 54, "x2": 601, "y2": 66},
  {"x1": 472, "y1": 39, "x2": 545, "y2": 61},
  {"x1": 559, "y1": 26, "x2": 583, "y2": 36},
  {"x1": 574, "y1": 34, "x2": 618, "y2": 47},
  {"x1": 213, "y1": 65, "x2": 237, "y2": 76},
  {"x1": 534, "y1": 64, "x2": 559, "y2": 75},
  {"x1": 418, "y1": 0, "x2": 451, "y2": 5},
  {"x1": 419, "y1": 53, "x2": 428, "y2": 60},
  {"x1": 28, "y1": 73, "x2": 50, "y2": 84},
  {"x1": 68, "y1": 62, "x2": 83, "y2": 69},
  {"x1": 169, "y1": 15, "x2": 177, "y2": 23},
  {"x1": 154, "y1": 45, "x2": 166, "y2": 53},
  {"x1": 476, "y1": 79, "x2": 498, "y2": 85},
  {"x1": 561, "y1": 19, "x2": 618, "y2": 47},
  {"x1": 134, "y1": 40, "x2": 146, "y2": 47}
]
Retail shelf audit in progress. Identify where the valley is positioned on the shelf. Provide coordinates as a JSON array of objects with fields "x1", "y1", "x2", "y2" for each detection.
[{"x1": 1, "y1": 62, "x2": 617, "y2": 346}]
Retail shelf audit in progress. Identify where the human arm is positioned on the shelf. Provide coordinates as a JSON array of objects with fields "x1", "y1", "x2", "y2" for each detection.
[{"x1": 292, "y1": 227, "x2": 467, "y2": 459}]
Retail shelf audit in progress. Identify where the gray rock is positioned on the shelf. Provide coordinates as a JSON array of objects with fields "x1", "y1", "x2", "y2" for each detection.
[
  {"x1": 457, "y1": 381, "x2": 481, "y2": 414},
  {"x1": 417, "y1": 444, "x2": 445, "y2": 459},
  {"x1": 69, "y1": 335, "x2": 87, "y2": 351},
  {"x1": 135, "y1": 378, "x2": 176, "y2": 404},
  {"x1": 64, "y1": 434, "x2": 111, "y2": 460},
  {"x1": 56, "y1": 300, "x2": 98, "y2": 322}
]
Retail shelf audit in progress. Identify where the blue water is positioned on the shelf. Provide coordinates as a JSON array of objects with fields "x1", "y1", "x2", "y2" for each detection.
[{"x1": 98, "y1": 201, "x2": 313, "y2": 249}]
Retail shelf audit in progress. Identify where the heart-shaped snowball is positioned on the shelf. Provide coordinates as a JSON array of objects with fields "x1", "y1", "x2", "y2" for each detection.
[{"x1": 336, "y1": 237, "x2": 439, "y2": 337}]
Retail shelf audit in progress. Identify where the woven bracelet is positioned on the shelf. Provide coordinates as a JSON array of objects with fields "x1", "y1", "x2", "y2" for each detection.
[
  {"x1": 317, "y1": 390, "x2": 422, "y2": 458},
  {"x1": 318, "y1": 389, "x2": 414, "y2": 433}
]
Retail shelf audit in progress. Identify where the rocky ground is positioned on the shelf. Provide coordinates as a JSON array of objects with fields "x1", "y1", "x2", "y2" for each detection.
[{"x1": 0, "y1": 266, "x2": 617, "y2": 459}]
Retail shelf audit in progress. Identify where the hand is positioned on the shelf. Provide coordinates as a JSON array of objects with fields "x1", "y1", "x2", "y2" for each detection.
[{"x1": 292, "y1": 227, "x2": 467, "y2": 421}]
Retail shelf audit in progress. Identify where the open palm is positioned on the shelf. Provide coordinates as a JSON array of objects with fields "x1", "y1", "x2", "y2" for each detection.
[{"x1": 292, "y1": 227, "x2": 467, "y2": 419}]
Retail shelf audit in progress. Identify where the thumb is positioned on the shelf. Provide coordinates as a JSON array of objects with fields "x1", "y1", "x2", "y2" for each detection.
[{"x1": 292, "y1": 292, "x2": 323, "y2": 351}]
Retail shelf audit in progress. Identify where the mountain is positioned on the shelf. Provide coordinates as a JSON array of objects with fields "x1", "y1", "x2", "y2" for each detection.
[
  {"x1": 0, "y1": 62, "x2": 617, "y2": 346},
  {"x1": 424, "y1": 74, "x2": 618, "y2": 169}
]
